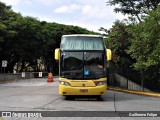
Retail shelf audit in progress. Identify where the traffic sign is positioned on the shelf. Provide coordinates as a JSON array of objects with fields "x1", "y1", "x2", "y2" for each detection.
[
  {"x1": 2, "y1": 60, "x2": 7, "y2": 67},
  {"x1": 22, "y1": 72, "x2": 25, "y2": 77}
]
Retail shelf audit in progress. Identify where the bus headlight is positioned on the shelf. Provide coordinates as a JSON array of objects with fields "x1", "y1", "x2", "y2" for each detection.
[
  {"x1": 59, "y1": 81, "x2": 71, "y2": 86},
  {"x1": 96, "y1": 81, "x2": 106, "y2": 86}
]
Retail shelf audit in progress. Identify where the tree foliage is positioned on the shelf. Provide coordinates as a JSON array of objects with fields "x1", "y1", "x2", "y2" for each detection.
[
  {"x1": 0, "y1": 2, "x2": 96, "y2": 73},
  {"x1": 104, "y1": 1, "x2": 160, "y2": 90},
  {"x1": 107, "y1": 0, "x2": 160, "y2": 22},
  {"x1": 126, "y1": 7, "x2": 160, "y2": 89},
  {"x1": 104, "y1": 20, "x2": 134, "y2": 68},
  {"x1": 127, "y1": 7, "x2": 160, "y2": 70}
]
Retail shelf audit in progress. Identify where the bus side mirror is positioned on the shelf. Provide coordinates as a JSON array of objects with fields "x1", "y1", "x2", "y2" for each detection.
[
  {"x1": 106, "y1": 49, "x2": 112, "y2": 61},
  {"x1": 55, "y1": 48, "x2": 60, "y2": 60}
]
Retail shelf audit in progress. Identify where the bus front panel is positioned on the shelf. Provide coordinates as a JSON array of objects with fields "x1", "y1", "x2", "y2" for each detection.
[{"x1": 59, "y1": 77, "x2": 107, "y2": 96}]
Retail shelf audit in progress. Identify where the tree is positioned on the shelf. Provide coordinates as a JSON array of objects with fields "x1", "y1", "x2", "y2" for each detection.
[
  {"x1": 127, "y1": 7, "x2": 160, "y2": 70},
  {"x1": 107, "y1": 0, "x2": 160, "y2": 22},
  {"x1": 10, "y1": 16, "x2": 50, "y2": 72},
  {"x1": 126, "y1": 7, "x2": 160, "y2": 90},
  {"x1": 0, "y1": 2, "x2": 22, "y2": 73},
  {"x1": 104, "y1": 20, "x2": 134, "y2": 68},
  {"x1": 0, "y1": 1, "x2": 98, "y2": 73}
]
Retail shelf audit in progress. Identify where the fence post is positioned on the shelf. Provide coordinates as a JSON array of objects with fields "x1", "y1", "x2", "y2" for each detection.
[
  {"x1": 140, "y1": 69, "x2": 144, "y2": 91},
  {"x1": 127, "y1": 69, "x2": 129, "y2": 89}
]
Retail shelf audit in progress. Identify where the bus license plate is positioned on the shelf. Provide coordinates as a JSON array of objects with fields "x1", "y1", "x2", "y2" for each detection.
[{"x1": 80, "y1": 89, "x2": 88, "y2": 92}]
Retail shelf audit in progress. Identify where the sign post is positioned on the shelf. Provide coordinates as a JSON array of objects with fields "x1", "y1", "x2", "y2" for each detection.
[{"x1": 2, "y1": 60, "x2": 7, "y2": 81}]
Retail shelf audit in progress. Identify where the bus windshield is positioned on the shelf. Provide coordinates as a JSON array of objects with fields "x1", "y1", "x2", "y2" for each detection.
[
  {"x1": 60, "y1": 51, "x2": 105, "y2": 79},
  {"x1": 60, "y1": 36, "x2": 106, "y2": 80}
]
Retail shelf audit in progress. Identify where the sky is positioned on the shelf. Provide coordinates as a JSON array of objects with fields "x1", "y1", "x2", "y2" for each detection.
[{"x1": 0, "y1": 0, "x2": 127, "y2": 33}]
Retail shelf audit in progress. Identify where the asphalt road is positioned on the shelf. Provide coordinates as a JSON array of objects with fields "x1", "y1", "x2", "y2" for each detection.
[{"x1": 0, "y1": 78, "x2": 160, "y2": 120}]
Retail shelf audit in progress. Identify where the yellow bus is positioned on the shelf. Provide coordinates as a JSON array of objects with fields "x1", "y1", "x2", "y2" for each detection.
[{"x1": 55, "y1": 34, "x2": 111, "y2": 97}]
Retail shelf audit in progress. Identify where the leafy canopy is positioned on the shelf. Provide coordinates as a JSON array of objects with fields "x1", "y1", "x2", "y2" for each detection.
[{"x1": 127, "y1": 7, "x2": 160, "y2": 70}]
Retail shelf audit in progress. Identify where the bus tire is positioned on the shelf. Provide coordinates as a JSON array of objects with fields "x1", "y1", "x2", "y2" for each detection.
[{"x1": 96, "y1": 95, "x2": 101, "y2": 100}]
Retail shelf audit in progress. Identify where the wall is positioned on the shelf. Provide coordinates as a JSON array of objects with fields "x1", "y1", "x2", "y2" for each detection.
[{"x1": 0, "y1": 72, "x2": 48, "y2": 83}]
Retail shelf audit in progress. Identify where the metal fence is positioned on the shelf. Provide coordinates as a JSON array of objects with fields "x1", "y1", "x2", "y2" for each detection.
[{"x1": 108, "y1": 67, "x2": 160, "y2": 93}]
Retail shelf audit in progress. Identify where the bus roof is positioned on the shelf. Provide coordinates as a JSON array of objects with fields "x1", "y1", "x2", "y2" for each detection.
[{"x1": 62, "y1": 34, "x2": 103, "y2": 38}]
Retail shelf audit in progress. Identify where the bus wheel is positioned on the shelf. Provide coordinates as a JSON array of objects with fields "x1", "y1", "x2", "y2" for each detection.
[
  {"x1": 96, "y1": 95, "x2": 102, "y2": 100},
  {"x1": 65, "y1": 96, "x2": 75, "y2": 100}
]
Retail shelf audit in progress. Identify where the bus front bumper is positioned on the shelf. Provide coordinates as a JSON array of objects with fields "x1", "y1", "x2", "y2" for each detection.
[{"x1": 59, "y1": 84, "x2": 107, "y2": 96}]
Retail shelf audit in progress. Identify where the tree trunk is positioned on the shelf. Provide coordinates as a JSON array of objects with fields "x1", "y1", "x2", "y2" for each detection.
[{"x1": 19, "y1": 61, "x2": 25, "y2": 72}]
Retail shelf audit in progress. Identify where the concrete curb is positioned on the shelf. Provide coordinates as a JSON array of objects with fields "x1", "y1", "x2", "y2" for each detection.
[
  {"x1": 108, "y1": 87, "x2": 160, "y2": 97},
  {"x1": 0, "y1": 117, "x2": 3, "y2": 120}
]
